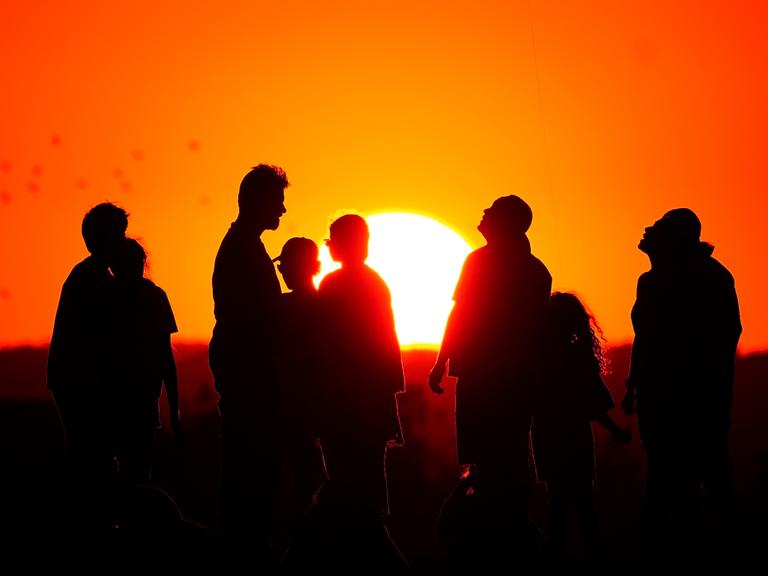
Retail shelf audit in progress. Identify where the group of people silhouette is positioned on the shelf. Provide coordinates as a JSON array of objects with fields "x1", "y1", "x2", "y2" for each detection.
[{"x1": 47, "y1": 163, "x2": 742, "y2": 569}]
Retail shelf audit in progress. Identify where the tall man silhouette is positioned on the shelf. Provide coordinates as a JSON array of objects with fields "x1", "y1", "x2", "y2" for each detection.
[
  {"x1": 622, "y1": 208, "x2": 741, "y2": 553},
  {"x1": 209, "y1": 164, "x2": 288, "y2": 550},
  {"x1": 48, "y1": 202, "x2": 128, "y2": 529},
  {"x1": 430, "y1": 195, "x2": 551, "y2": 551}
]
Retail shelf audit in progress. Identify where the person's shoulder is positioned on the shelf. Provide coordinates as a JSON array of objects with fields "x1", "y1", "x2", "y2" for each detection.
[
  {"x1": 638, "y1": 269, "x2": 654, "y2": 285},
  {"x1": 318, "y1": 268, "x2": 343, "y2": 292},
  {"x1": 216, "y1": 222, "x2": 246, "y2": 252},
  {"x1": 141, "y1": 277, "x2": 165, "y2": 295},
  {"x1": 70, "y1": 256, "x2": 99, "y2": 276},
  {"x1": 704, "y1": 255, "x2": 735, "y2": 284},
  {"x1": 63, "y1": 257, "x2": 103, "y2": 287},
  {"x1": 458, "y1": 246, "x2": 487, "y2": 272},
  {"x1": 528, "y1": 253, "x2": 552, "y2": 278},
  {"x1": 467, "y1": 246, "x2": 488, "y2": 261}
]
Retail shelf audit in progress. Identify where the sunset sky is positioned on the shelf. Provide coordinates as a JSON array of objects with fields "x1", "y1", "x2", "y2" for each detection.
[{"x1": 1, "y1": 1, "x2": 766, "y2": 352}]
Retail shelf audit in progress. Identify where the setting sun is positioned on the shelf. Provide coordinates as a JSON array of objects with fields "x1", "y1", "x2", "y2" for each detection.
[{"x1": 316, "y1": 213, "x2": 473, "y2": 348}]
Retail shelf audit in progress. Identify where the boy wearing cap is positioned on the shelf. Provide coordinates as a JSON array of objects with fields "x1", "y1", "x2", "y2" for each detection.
[{"x1": 274, "y1": 237, "x2": 327, "y2": 522}]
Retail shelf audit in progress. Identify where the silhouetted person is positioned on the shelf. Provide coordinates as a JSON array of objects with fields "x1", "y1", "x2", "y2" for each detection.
[
  {"x1": 532, "y1": 292, "x2": 630, "y2": 558},
  {"x1": 208, "y1": 164, "x2": 288, "y2": 555},
  {"x1": 621, "y1": 208, "x2": 741, "y2": 555},
  {"x1": 429, "y1": 195, "x2": 551, "y2": 556},
  {"x1": 293, "y1": 214, "x2": 406, "y2": 571},
  {"x1": 47, "y1": 202, "x2": 128, "y2": 529},
  {"x1": 274, "y1": 237, "x2": 327, "y2": 525},
  {"x1": 110, "y1": 238, "x2": 180, "y2": 485},
  {"x1": 317, "y1": 214, "x2": 404, "y2": 516}
]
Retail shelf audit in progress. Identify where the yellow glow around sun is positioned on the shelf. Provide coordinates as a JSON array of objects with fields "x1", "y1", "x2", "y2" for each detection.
[{"x1": 316, "y1": 212, "x2": 473, "y2": 348}]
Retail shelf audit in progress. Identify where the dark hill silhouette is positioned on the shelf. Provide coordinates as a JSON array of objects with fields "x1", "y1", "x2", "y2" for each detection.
[{"x1": 0, "y1": 344, "x2": 766, "y2": 562}]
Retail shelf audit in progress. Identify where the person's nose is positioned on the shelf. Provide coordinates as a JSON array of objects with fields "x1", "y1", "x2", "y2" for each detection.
[{"x1": 281, "y1": 203, "x2": 286, "y2": 214}]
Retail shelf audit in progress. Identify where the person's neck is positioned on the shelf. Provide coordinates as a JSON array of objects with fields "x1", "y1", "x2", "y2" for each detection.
[
  {"x1": 341, "y1": 260, "x2": 366, "y2": 269},
  {"x1": 234, "y1": 216, "x2": 266, "y2": 236}
]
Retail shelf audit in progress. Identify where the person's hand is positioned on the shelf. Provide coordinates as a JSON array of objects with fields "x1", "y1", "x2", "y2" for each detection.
[
  {"x1": 429, "y1": 362, "x2": 446, "y2": 395},
  {"x1": 621, "y1": 387, "x2": 636, "y2": 416},
  {"x1": 612, "y1": 428, "x2": 632, "y2": 445}
]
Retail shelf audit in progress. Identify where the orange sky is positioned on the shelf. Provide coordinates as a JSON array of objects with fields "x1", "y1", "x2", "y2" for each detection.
[{"x1": 1, "y1": 1, "x2": 766, "y2": 352}]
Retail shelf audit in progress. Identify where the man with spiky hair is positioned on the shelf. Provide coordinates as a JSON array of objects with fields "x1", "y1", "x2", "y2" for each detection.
[{"x1": 209, "y1": 164, "x2": 288, "y2": 555}]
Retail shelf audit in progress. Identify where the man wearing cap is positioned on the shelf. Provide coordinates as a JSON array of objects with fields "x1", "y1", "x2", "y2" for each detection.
[
  {"x1": 209, "y1": 164, "x2": 287, "y2": 552},
  {"x1": 429, "y1": 195, "x2": 552, "y2": 551},
  {"x1": 622, "y1": 208, "x2": 741, "y2": 553}
]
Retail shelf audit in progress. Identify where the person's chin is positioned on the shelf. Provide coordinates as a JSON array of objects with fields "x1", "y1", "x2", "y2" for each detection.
[{"x1": 638, "y1": 238, "x2": 652, "y2": 253}]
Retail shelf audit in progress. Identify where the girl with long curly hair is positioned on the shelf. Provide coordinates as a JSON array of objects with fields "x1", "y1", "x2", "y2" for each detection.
[{"x1": 532, "y1": 291, "x2": 630, "y2": 558}]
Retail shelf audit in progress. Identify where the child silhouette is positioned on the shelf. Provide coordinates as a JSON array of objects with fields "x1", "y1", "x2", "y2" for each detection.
[{"x1": 532, "y1": 292, "x2": 630, "y2": 558}]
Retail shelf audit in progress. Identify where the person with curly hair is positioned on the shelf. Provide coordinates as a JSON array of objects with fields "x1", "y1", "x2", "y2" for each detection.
[{"x1": 532, "y1": 292, "x2": 630, "y2": 558}]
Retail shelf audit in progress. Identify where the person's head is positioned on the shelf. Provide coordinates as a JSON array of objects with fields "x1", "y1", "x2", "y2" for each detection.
[
  {"x1": 478, "y1": 195, "x2": 533, "y2": 243},
  {"x1": 81, "y1": 202, "x2": 128, "y2": 262},
  {"x1": 237, "y1": 164, "x2": 289, "y2": 231},
  {"x1": 274, "y1": 237, "x2": 321, "y2": 291},
  {"x1": 326, "y1": 214, "x2": 369, "y2": 266},
  {"x1": 548, "y1": 292, "x2": 607, "y2": 374},
  {"x1": 112, "y1": 238, "x2": 147, "y2": 280},
  {"x1": 639, "y1": 208, "x2": 711, "y2": 259}
]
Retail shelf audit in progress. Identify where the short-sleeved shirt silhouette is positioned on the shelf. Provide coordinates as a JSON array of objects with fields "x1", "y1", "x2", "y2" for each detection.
[
  {"x1": 533, "y1": 343, "x2": 614, "y2": 482},
  {"x1": 442, "y1": 239, "x2": 551, "y2": 464},
  {"x1": 317, "y1": 264, "x2": 404, "y2": 446},
  {"x1": 111, "y1": 277, "x2": 177, "y2": 427}
]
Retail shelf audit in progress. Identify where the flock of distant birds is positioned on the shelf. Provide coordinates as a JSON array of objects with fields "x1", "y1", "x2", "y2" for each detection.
[
  {"x1": 0, "y1": 134, "x2": 206, "y2": 206},
  {"x1": 0, "y1": 134, "x2": 208, "y2": 301}
]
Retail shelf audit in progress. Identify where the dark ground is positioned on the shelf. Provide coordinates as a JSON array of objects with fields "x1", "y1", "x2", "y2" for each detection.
[{"x1": 1, "y1": 344, "x2": 766, "y2": 567}]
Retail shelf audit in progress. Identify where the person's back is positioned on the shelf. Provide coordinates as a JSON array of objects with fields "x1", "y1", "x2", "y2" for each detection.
[
  {"x1": 301, "y1": 214, "x2": 405, "y2": 570},
  {"x1": 316, "y1": 215, "x2": 404, "y2": 450},
  {"x1": 318, "y1": 263, "x2": 404, "y2": 446}
]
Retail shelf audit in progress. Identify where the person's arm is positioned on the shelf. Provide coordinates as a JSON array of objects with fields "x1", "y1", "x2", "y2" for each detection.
[
  {"x1": 430, "y1": 253, "x2": 474, "y2": 395},
  {"x1": 595, "y1": 413, "x2": 631, "y2": 444},
  {"x1": 429, "y1": 349, "x2": 450, "y2": 395},
  {"x1": 622, "y1": 275, "x2": 649, "y2": 415},
  {"x1": 162, "y1": 334, "x2": 181, "y2": 435},
  {"x1": 429, "y1": 306, "x2": 455, "y2": 395}
]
